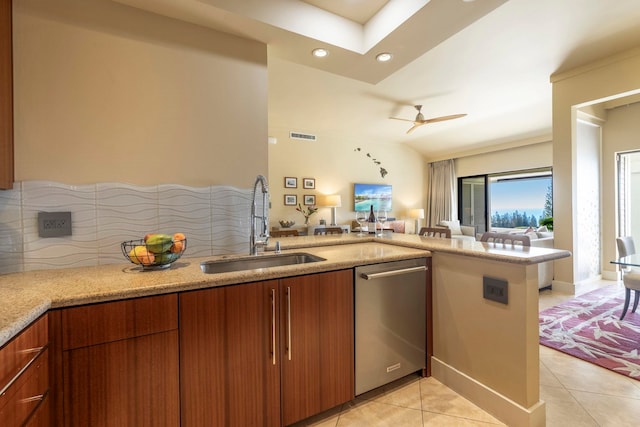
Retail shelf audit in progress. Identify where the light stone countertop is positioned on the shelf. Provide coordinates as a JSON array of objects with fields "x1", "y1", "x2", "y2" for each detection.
[{"x1": 0, "y1": 235, "x2": 570, "y2": 348}]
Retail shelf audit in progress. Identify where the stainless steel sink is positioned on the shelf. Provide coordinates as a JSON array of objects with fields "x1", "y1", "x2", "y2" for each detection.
[{"x1": 200, "y1": 252, "x2": 326, "y2": 274}]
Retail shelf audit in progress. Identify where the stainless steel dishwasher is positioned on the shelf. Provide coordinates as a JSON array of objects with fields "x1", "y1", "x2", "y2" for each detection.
[{"x1": 355, "y1": 258, "x2": 427, "y2": 395}]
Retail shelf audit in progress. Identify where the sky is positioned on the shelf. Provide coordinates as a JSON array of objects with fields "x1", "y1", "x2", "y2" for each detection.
[{"x1": 490, "y1": 177, "x2": 551, "y2": 212}]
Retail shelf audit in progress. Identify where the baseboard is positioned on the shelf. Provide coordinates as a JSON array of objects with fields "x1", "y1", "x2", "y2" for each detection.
[
  {"x1": 550, "y1": 279, "x2": 575, "y2": 294},
  {"x1": 431, "y1": 357, "x2": 546, "y2": 427},
  {"x1": 602, "y1": 270, "x2": 620, "y2": 281}
]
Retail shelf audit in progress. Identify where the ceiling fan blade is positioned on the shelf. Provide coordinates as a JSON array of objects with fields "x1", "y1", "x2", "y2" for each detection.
[
  {"x1": 425, "y1": 113, "x2": 467, "y2": 124},
  {"x1": 406, "y1": 123, "x2": 425, "y2": 134},
  {"x1": 389, "y1": 116, "x2": 415, "y2": 122}
]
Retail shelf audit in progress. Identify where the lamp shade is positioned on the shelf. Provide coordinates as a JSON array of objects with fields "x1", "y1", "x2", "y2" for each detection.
[
  {"x1": 409, "y1": 208, "x2": 425, "y2": 219},
  {"x1": 323, "y1": 194, "x2": 342, "y2": 207}
]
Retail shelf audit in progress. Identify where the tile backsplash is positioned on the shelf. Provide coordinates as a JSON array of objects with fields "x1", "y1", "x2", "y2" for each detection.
[{"x1": 0, "y1": 181, "x2": 255, "y2": 275}]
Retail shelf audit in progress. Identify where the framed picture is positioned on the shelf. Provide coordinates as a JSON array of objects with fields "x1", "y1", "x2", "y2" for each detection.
[
  {"x1": 303, "y1": 195, "x2": 316, "y2": 206},
  {"x1": 284, "y1": 194, "x2": 297, "y2": 206},
  {"x1": 303, "y1": 178, "x2": 315, "y2": 189},
  {"x1": 284, "y1": 177, "x2": 297, "y2": 188},
  {"x1": 354, "y1": 183, "x2": 392, "y2": 211}
]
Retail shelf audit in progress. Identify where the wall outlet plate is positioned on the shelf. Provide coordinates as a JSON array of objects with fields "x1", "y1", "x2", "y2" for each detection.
[
  {"x1": 483, "y1": 276, "x2": 508, "y2": 304},
  {"x1": 38, "y1": 211, "x2": 72, "y2": 237}
]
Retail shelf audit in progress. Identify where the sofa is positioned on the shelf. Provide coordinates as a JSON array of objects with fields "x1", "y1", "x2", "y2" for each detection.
[
  {"x1": 490, "y1": 227, "x2": 555, "y2": 289},
  {"x1": 439, "y1": 220, "x2": 477, "y2": 242}
]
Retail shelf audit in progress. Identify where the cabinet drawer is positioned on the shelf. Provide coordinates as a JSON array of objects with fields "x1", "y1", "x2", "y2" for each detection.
[
  {"x1": 0, "y1": 314, "x2": 48, "y2": 397},
  {"x1": 62, "y1": 294, "x2": 178, "y2": 350},
  {"x1": 0, "y1": 348, "x2": 49, "y2": 427}
]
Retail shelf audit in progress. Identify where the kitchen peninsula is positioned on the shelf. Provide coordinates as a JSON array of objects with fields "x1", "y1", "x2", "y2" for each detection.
[{"x1": 0, "y1": 234, "x2": 569, "y2": 427}]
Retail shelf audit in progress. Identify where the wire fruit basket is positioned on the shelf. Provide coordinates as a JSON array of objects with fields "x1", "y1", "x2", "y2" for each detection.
[{"x1": 121, "y1": 233, "x2": 187, "y2": 270}]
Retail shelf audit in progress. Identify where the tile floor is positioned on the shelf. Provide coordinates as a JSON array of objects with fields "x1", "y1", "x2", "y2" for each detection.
[{"x1": 291, "y1": 280, "x2": 640, "y2": 426}]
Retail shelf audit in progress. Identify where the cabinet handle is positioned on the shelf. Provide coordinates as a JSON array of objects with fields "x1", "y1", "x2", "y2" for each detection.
[
  {"x1": 270, "y1": 288, "x2": 276, "y2": 365},
  {"x1": 19, "y1": 393, "x2": 45, "y2": 404},
  {"x1": 0, "y1": 345, "x2": 47, "y2": 397},
  {"x1": 287, "y1": 286, "x2": 292, "y2": 361}
]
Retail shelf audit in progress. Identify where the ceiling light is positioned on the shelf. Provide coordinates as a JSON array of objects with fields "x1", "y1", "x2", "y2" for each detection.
[
  {"x1": 376, "y1": 52, "x2": 393, "y2": 62},
  {"x1": 312, "y1": 48, "x2": 329, "y2": 58}
]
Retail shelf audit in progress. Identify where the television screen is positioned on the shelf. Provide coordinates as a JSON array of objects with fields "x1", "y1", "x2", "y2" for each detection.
[{"x1": 354, "y1": 183, "x2": 392, "y2": 212}]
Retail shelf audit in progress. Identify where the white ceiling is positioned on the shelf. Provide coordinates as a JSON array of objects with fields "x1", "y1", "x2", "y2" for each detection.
[{"x1": 114, "y1": 0, "x2": 640, "y2": 160}]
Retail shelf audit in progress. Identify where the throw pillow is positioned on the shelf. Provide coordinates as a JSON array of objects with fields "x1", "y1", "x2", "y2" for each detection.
[
  {"x1": 442, "y1": 219, "x2": 463, "y2": 235},
  {"x1": 537, "y1": 225, "x2": 548, "y2": 232}
]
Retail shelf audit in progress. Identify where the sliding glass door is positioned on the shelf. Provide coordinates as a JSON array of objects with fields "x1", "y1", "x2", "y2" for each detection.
[
  {"x1": 458, "y1": 168, "x2": 552, "y2": 233},
  {"x1": 458, "y1": 176, "x2": 487, "y2": 234}
]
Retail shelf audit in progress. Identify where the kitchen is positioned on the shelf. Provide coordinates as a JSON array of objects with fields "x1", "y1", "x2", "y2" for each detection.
[{"x1": 1, "y1": 1, "x2": 638, "y2": 426}]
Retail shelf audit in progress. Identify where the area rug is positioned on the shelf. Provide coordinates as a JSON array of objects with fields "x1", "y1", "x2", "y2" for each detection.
[{"x1": 539, "y1": 285, "x2": 640, "y2": 379}]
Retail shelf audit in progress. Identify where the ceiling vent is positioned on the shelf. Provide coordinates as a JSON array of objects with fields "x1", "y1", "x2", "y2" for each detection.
[{"x1": 289, "y1": 131, "x2": 317, "y2": 142}]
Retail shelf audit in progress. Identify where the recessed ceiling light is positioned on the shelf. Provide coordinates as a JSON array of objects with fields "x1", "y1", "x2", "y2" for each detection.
[
  {"x1": 312, "y1": 48, "x2": 329, "y2": 58},
  {"x1": 376, "y1": 52, "x2": 393, "y2": 62}
]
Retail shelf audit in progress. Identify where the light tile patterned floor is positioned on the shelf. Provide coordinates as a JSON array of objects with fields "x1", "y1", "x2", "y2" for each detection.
[{"x1": 291, "y1": 280, "x2": 640, "y2": 426}]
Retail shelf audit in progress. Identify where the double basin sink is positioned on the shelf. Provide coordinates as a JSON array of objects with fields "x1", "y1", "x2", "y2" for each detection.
[{"x1": 201, "y1": 252, "x2": 326, "y2": 274}]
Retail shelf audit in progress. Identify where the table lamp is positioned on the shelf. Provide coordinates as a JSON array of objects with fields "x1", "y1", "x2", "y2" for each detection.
[
  {"x1": 409, "y1": 208, "x2": 425, "y2": 234},
  {"x1": 323, "y1": 195, "x2": 342, "y2": 226}
]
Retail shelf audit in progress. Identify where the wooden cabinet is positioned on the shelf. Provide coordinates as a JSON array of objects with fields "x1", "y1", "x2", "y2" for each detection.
[
  {"x1": 180, "y1": 280, "x2": 281, "y2": 427},
  {"x1": 0, "y1": 0, "x2": 13, "y2": 189},
  {"x1": 280, "y1": 271, "x2": 354, "y2": 426},
  {"x1": 0, "y1": 314, "x2": 49, "y2": 427},
  {"x1": 50, "y1": 294, "x2": 180, "y2": 426},
  {"x1": 180, "y1": 269, "x2": 354, "y2": 427}
]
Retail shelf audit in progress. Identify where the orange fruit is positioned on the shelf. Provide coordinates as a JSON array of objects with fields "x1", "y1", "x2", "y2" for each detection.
[
  {"x1": 170, "y1": 240, "x2": 184, "y2": 254},
  {"x1": 128, "y1": 246, "x2": 155, "y2": 265}
]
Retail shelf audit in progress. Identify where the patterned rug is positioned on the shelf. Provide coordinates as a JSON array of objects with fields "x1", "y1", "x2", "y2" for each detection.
[{"x1": 539, "y1": 285, "x2": 640, "y2": 379}]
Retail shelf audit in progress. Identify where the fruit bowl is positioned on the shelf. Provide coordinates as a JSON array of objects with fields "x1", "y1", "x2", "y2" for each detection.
[
  {"x1": 121, "y1": 233, "x2": 187, "y2": 270},
  {"x1": 279, "y1": 220, "x2": 296, "y2": 228}
]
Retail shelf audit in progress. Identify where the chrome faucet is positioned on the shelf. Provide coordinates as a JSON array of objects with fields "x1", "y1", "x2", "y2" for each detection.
[{"x1": 250, "y1": 175, "x2": 270, "y2": 255}]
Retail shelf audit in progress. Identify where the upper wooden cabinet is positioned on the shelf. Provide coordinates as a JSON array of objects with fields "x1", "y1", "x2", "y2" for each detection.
[{"x1": 0, "y1": 0, "x2": 13, "y2": 189}]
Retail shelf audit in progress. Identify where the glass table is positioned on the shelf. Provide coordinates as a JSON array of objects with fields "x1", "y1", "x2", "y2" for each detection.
[{"x1": 611, "y1": 254, "x2": 640, "y2": 268}]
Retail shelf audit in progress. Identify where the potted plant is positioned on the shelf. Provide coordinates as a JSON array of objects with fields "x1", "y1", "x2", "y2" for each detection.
[{"x1": 539, "y1": 217, "x2": 553, "y2": 231}]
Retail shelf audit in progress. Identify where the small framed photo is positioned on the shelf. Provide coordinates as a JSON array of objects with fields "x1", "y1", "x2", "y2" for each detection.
[
  {"x1": 284, "y1": 194, "x2": 297, "y2": 206},
  {"x1": 303, "y1": 195, "x2": 316, "y2": 206},
  {"x1": 303, "y1": 178, "x2": 315, "y2": 189},
  {"x1": 284, "y1": 177, "x2": 297, "y2": 188}
]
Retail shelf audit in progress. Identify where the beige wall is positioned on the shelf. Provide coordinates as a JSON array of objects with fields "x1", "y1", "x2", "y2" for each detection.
[
  {"x1": 13, "y1": 0, "x2": 268, "y2": 188},
  {"x1": 266, "y1": 56, "x2": 426, "y2": 231},
  {"x1": 268, "y1": 137, "x2": 425, "y2": 231},
  {"x1": 602, "y1": 101, "x2": 640, "y2": 276},
  {"x1": 455, "y1": 141, "x2": 552, "y2": 178},
  {"x1": 552, "y1": 48, "x2": 640, "y2": 287}
]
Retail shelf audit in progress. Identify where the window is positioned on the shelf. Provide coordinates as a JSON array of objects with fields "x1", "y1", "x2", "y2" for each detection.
[{"x1": 458, "y1": 168, "x2": 552, "y2": 232}]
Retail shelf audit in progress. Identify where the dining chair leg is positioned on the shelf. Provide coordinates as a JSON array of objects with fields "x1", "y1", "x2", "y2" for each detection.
[
  {"x1": 632, "y1": 289, "x2": 640, "y2": 314},
  {"x1": 621, "y1": 287, "x2": 632, "y2": 320}
]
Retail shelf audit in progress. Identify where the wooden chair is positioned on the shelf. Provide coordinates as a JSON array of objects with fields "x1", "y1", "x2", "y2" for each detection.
[
  {"x1": 480, "y1": 232, "x2": 530, "y2": 247},
  {"x1": 418, "y1": 227, "x2": 451, "y2": 238},
  {"x1": 314, "y1": 227, "x2": 343, "y2": 235},
  {"x1": 271, "y1": 229, "x2": 299, "y2": 237}
]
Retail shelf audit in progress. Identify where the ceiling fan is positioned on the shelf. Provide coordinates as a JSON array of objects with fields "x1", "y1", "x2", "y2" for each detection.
[{"x1": 390, "y1": 105, "x2": 467, "y2": 134}]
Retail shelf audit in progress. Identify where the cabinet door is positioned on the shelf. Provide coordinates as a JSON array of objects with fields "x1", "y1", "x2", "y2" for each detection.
[
  {"x1": 280, "y1": 270, "x2": 354, "y2": 426},
  {"x1": 0, "y1": 0, "x2": 12, "y2": 189},
  {"x1": 63, "y1": 330, "x2": 179, "y2": 427},
  {"x1": 180, "y1": 281, "x2": 280, "y2": 427}
]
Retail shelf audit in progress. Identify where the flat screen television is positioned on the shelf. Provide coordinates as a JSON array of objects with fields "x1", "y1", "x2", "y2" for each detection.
[{"x1": 354, "y1": 183, "x2": 392, "y2": 212}]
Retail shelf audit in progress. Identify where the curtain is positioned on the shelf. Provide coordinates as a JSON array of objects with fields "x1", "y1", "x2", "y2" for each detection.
[{"x1": 426, "y1": 159, "x2": 456, "y2": 227}]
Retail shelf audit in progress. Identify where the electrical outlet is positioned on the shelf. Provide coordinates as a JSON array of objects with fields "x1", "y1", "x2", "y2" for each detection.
[
  {"x1": 38, "y1": 212, "x2": 72, "y2": 237},
  {"x1": 483, "y1": 276, "x2": 508, "y2": 304}
]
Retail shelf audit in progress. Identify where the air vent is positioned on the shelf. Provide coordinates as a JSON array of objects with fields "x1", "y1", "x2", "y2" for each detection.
[{"x1": 289, "y1": 131, "x2": 317, "y2": 142}]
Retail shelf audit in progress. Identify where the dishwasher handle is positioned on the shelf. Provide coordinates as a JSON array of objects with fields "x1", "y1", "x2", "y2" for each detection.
[{"x1": 359, "y1": 265, "x2": 427, "y2": 280}]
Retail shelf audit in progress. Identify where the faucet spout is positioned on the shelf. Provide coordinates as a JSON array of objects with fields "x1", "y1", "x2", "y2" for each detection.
[{"x1": 250, "y1": 175, "x2": 270, "y2": 255}]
